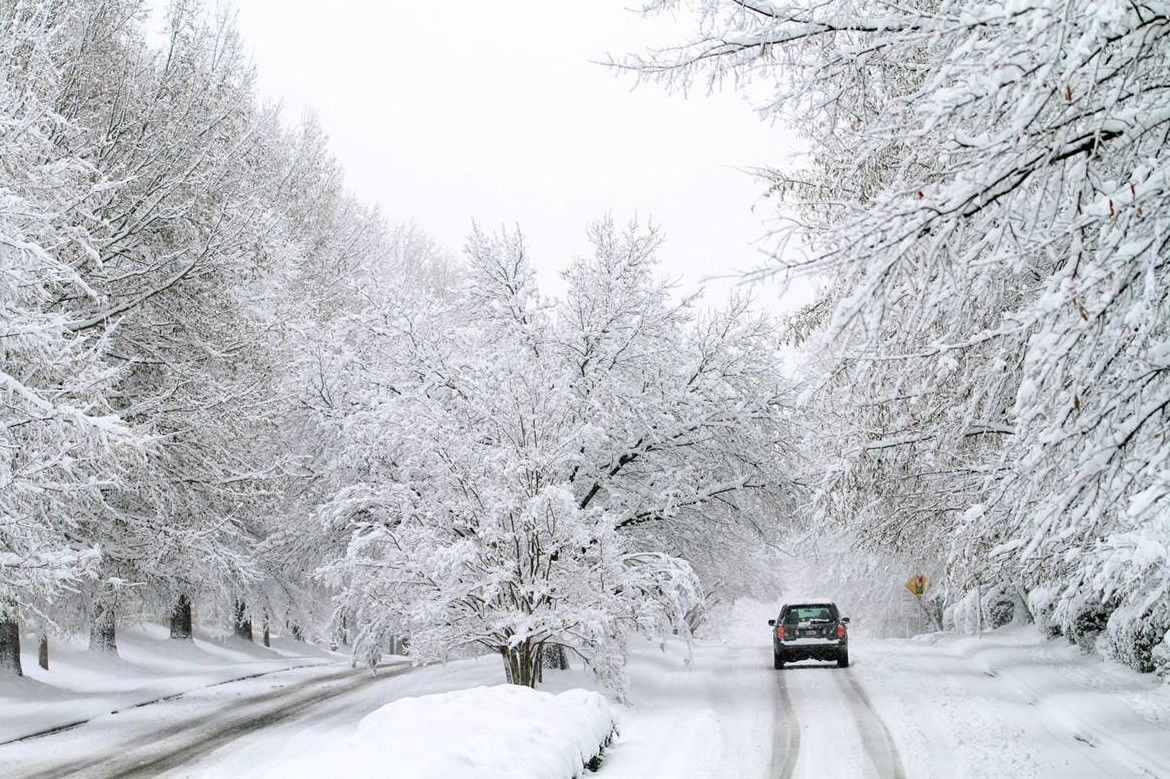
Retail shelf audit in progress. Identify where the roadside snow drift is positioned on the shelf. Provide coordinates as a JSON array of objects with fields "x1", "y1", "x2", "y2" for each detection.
[{"x1": 272, "y1": 684, "x2": 617, "y2": 778}]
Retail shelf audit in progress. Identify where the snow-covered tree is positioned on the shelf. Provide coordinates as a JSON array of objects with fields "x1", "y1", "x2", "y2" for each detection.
[
  {"x1": 36, "y1": 0, "x2": 291, "y2": 650},
  {"x1": 260, "y1": 138, "x2": 461, "y2": 644},
  {"x1": 1, "y1": 0, "x2": 466, "y2": 667},
  {"x1": 321, "y1": 219, "x2": 793, "y2": 690},
  {"x1": 637, "y1": 0, "x2": 1170, "y2": 670},
  {"x1": 0, "y1": 0, "x2": 147, "y2": 672}
]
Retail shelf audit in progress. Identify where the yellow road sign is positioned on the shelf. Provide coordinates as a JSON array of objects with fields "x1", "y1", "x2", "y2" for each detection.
[{"x1": 905, "y1": 574, "x2": 929, "y2": 598}]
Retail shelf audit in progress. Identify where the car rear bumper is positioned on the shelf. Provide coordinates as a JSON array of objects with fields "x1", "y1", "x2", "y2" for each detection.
[{"x1": 774, "y1": 640, "x2": 846, "y2": 662}]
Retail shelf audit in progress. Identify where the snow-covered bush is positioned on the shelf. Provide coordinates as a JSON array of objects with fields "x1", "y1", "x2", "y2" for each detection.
[
  {"x1": 1052, "y1": 593, "x2": 1115, "y2": 653},
  {"x1": 1026, "y1": 586, "x2": 1065, "y2": 639},
  {"x1": 1080, "y1": 508, "x2": 1170, "y2": 673},
  {"x1": 988, "y1": 585, "x2": 1029, "y2": 630},
  {"x1": 1104, "y1": 611, "x2": 1169, "y2": 675},
  {"x1": 1153, "y1": 636, "x2": 1170, "y2": 680},
  {"x1": 945, "y1": 589, "x2": 979, "y2": 635}
]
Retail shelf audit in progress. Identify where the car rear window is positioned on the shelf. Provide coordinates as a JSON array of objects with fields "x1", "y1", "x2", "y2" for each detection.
[{"x1": 782, "y1": 604, "x2": 837, "y2": 622}]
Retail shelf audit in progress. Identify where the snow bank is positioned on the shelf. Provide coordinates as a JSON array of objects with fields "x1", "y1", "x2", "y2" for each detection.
[
  {"x1": 278, "y1": 684, "x2": 617, "y2": 778},
  {"x1": 854, "y1": 625, "x2": 1170, "y2": 777}
]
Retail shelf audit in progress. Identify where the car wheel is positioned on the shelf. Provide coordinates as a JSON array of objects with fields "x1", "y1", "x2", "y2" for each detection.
[
  {"x1": 774, "y1": 654, "x2": 785, "y2": 669},
  {"x1": 837, "y1": 650, "x2": 849, "y2": 668}
]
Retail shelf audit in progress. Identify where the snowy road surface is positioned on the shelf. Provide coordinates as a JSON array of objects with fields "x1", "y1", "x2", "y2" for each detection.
[
  {"x1": 2, "y1": 627, "x2": 1168, "y2": 777},
  {"x1": 770, "y1": 663, "x2": 905, "y2": 778},
  {"x1": 0, "y1": 662, "x2": 413, "y2": 778},
  {"x1": 600, "y1": 629, "x2": 1170, "y2": 778}
]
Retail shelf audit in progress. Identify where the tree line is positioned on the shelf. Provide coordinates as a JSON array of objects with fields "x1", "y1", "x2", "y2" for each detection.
[{"x1": 0, "y1": 0, "x2": 453, "y2": 673}]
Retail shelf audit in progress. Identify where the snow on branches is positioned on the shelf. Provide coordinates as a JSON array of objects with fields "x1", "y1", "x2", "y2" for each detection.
[
  {"x1": 320, "y1": 219, "x2": 793, "y2": 690},
  {"x1": 1, "y1": 0, "x2": 451, "y2": 661},
  {"x1": 1, "y1": 2, "x2": 145, "y2": 624},
  {"x1": 636, "y1": 0, "x2": 1170, "y2": 668}
]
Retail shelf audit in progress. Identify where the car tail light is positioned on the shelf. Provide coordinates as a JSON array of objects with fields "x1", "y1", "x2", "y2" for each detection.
[
  {"x1": 836, "y1": 623, "x2": 846, "y2": 638},
  {"x1": 775, "y1": 626, "x2": 785, "y2": 640}
]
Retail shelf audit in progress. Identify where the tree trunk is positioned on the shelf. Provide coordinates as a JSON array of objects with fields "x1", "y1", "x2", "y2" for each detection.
[
  {"x1": 38, "y1": 633, "x2": 49, "y2": 670},
  {"x1": 170, "y1": 594, "x2": 193, "y2": 640},
  {"x1": 89, "y1": 585, "x2": 118, "y2": 653},
  {"x1": 501, "y1": 640, "x2": 541, "y2": 687},
  {"x1": 0, "y1": 612, "x2": 21, "y2": 676},
  {"x1": 232, "y1": 598, "x2": 253, "y2": 641},
  {"x1": 543, "y1": 642, "x2": 569, "y2": 671},
  {"x1": 262, "y1": 612, "x2": 270, "y2": 647},
  {"x1": 975, "y1": 582, "x2": 983, "y2": 636}
]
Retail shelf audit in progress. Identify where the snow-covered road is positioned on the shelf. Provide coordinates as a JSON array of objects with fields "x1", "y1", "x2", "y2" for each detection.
[
  {"x1": 595, "y1": 639, "x2": 907, "y2": 778},
  {"x1": 773, "y1": 661, "x2": 906, "y2": 778},
  {"x1": 0, "y1": 662, "x2": 414, "y2": 778},
  {"x1": 601, "y1": 629, "x2": 1170, "y2": 778},
  {"x1": 2, "y1": 626, "x2": 1168, "y2": 778}
]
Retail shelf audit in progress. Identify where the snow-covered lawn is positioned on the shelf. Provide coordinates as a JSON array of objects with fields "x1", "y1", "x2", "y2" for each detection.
[{"x1": 0, "y1": 624, "x2": 338, "y2": 745}]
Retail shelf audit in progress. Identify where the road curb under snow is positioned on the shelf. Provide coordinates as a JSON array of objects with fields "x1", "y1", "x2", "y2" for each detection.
[{"x1": 0, "y1": 661, "x2": 330, "y2": 747}]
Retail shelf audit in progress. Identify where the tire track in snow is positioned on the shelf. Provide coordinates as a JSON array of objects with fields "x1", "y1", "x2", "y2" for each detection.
[
  {"x1": 769, "y1": 669, "x2": 801, "y2": 778},
  {"x1": 834, "y1": 669, "x2": 907, "y2": 779},
  {"x1": 0, "y1": 661, "x2": 328, "y2": 748},
  {"x1": 17, "y1": 663, "x2": 412, "y2": 779},
  {"x1": 109, "y1": 665, "x2": 415, "y2": 779}
]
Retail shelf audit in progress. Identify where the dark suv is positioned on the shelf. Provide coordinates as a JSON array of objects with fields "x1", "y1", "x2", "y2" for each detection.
[{"x1": 769, "y1": 601, "x2": 850, "y2": 668}]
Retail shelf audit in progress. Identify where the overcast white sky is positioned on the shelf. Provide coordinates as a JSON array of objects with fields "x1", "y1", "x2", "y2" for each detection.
[{"x1": 208, "y1": 0, "x2": 810, "y2": 309}]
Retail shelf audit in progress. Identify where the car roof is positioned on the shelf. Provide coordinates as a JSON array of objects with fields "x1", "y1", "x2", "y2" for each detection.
[{"x1": 780, "y1": 600, "x2": 838, "y2": 608}]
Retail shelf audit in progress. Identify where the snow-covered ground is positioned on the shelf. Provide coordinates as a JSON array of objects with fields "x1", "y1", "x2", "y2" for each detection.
[
  {"x1": 0, "y1": 624, "x2": 339, "y2": 746},
  {"x1": 259, "y1": 685, "x2": 616, "y2": 778},
  {"x1": 0, "y1": 657, "x2": 410, "y2": 776},
  {"x1": 2, "y1": 603, "x2": 1169, "y2": 778},
  {"x1": 850, "y1": 627, "x2": 1170, "y2": 777}
]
